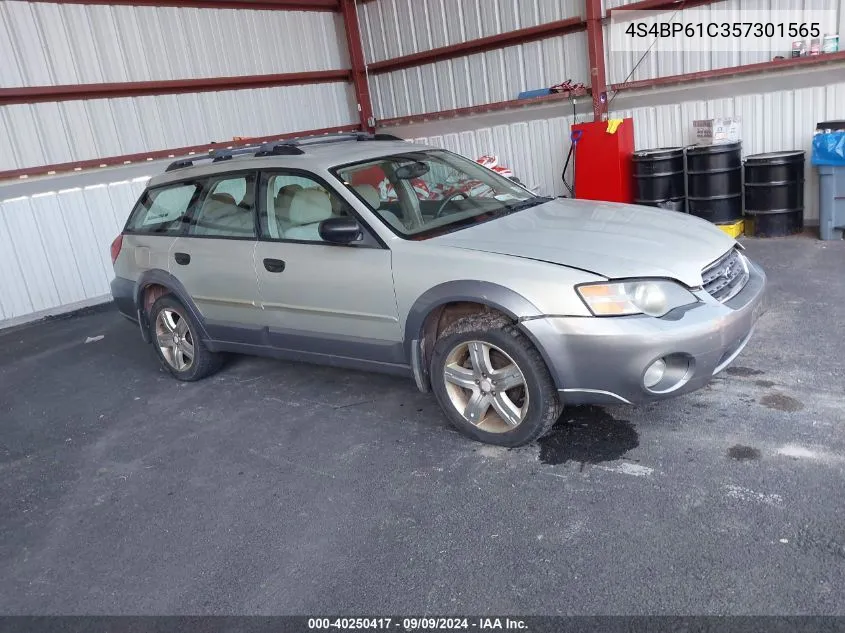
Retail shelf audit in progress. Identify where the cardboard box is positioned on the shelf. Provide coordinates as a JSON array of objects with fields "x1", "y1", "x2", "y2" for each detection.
[{"x1": 692, "y1": 117, "x2": 742, "y2": 145}]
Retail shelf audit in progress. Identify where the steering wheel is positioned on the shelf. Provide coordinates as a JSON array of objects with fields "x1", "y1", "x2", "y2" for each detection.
[{"x1": 434, "y1": 191, "x2": 469, "y2": 218}]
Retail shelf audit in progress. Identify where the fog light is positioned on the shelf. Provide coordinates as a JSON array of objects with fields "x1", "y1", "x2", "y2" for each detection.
[{"x1": 643, "y1": 358, "x2": 667, "y2": 388}]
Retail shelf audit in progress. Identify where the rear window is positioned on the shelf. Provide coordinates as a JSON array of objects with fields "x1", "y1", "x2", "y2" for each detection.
[{"x1": 126, "y1": 183, "x2": 201, "y2": 234}]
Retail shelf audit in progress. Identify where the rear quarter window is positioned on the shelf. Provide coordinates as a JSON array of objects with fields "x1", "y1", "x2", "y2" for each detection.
[{"x1": 126, "y1": 183, "x2": 200, "y2": 234}]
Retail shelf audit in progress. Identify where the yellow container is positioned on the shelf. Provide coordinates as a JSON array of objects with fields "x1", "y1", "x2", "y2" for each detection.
[{"x1": 716, "y1": 219, "x2": 744, "y2": 238}]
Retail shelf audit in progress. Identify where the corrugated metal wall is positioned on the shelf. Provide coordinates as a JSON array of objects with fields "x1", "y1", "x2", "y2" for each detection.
[
  {"x1": 0, "y1": 1, "x2": 358, "y2": 174},
  {"x1": 604, "y1": 0, "x2": 844, "y2": 85},
  {"x1": 369, "y1": 33, "x2": 589, "y2": 119},
  {"x1": 0, "y1": 1, "x2": 348, "y2": 86},
  {"x1": 359, "y1": 0, "x2": 589, "y2": 119},
  {"x1": 388, "y1": 78, "x2": 845, "y2": 223},
  {"x1": 0, "y1": 175, "x2": 150, "y2": 325},
  {"x1": 0, "y1": 83, "x2": 357, "y2": 172},
  {"x1": 359, "y1": 0, "x2": 583, "y2": 62}
]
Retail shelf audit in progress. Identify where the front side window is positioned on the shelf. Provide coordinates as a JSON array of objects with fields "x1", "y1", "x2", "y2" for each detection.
[
  {"x1": 333, "y1": 150, "x2": 547, "y2": 239},
  {"x1": 126, "y1": 182, "x2": 201, "y2": 234},
  {"x1": 261, "y1": 172, "x2": 356, "y2": 242},
  {"x1": 189, "y1": 174, "x2": 257, "y2": 238}
]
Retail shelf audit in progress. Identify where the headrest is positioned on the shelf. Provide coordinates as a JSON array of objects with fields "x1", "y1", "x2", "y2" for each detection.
[
  {"x1": 289, "y1": 189, "x2": 333, "y2": 225},
  {"x1": 275, "y1": 184, "x2": 303, "y2": 207},
  {"x1": 354, "y1": 184, "x2": 381, "y2": 210},
  {"x1": 209, "y1": 192, "x2": 236, "y2": 205}
]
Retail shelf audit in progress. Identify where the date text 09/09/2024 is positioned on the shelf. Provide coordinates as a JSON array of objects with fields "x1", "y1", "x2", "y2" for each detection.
[
  {"x1": 307, "y1": 618, "x2": 528, "y2": 630},
  {"x1": 624, "y1": 21, "x2": 822, "y2": 39}
]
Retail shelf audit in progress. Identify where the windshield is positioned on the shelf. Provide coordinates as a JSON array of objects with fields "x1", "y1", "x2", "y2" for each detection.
[{"x1": 331, "y1": 150, "x2": 549, "y2": 239}]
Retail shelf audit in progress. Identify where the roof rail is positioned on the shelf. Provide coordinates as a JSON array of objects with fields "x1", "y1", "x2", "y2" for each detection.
[{"x1": 163, "y1": 132, "x2": 405, "y2": 172}]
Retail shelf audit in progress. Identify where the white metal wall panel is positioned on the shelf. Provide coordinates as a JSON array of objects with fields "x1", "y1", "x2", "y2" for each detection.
[
  {"x1": 359, "y1": 0, "x2": 583, "y2": 63},
  {"x1": 0, "y1": 1, "x2": 348, "y2": 87},
  {"x1": 388, "y1": 80, "x2": 845, "y2": 221},
  {"x1": 605, "y1": 0, "x2": 843, "y2": 86},
  {"x1": 0, "y1": 83, "x2": 357, "y2": 171},
  {"x1": 0, "y1": 176, "x2": 150, "y2": 324},
  {"x1": 371, "y1": 31, "x2": 589, "y2": 119}
]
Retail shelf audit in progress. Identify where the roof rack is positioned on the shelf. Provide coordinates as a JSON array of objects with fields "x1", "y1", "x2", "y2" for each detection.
[{"x1": 164, "y1": 132, "x2": 405, "y2": 172}]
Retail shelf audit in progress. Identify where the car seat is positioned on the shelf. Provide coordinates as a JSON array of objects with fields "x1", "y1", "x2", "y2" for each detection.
[
  {"x1": 273, "y1": 184, "x2": 303, "y2": 237},
  {"x1": 353, "y1": 184, "x2": 404, "y2": 231},
  {"x1": 194, "y1": 192, "x2": 254, "y2": 237},
  {"x1": 284, "y1": 189, "x2": 333, "y2": 241}
]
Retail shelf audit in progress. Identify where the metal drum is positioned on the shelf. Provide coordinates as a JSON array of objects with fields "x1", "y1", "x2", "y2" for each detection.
[
  {"x1": 686, "y1": 142, "x2": 743, "y2": 223},
  {"x1": 632, "y1": 147, "x2": 686, "y2": 212},
  {"x1": 743, "y1": 151, "x2": 805, "y2": 237}
]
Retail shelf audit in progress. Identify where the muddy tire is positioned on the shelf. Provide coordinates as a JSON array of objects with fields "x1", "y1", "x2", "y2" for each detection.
[{"x1": 430, "y1": 313, "x2": 562, "y2": 447}]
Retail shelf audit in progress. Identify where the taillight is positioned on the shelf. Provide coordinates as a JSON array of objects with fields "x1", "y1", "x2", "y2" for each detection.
[{"x1": 110, "y1": 234, "x2": 124, "y2": 264}]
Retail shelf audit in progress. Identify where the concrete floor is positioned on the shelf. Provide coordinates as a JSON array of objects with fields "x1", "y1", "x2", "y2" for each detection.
[{"x1": 2, "y1": 236, "x2": 844, "y2": 615}]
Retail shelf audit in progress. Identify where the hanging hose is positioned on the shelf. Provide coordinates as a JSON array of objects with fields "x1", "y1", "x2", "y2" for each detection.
[{"x1": 562, "y1": 129, "x2": 583, "y2": 198}]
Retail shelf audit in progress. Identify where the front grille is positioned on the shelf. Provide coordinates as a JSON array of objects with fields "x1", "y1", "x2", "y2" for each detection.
[{"x1": 701, "y1": 248, "x2": 749, "y2": 303}]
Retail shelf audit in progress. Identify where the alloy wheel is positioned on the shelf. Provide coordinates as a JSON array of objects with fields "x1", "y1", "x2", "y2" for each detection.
[
  {"x1": 442, "y1": 340, "x2": 529, "y2": 433},
  {"x1": 155, "y1": 308, "x2": 195, "y2": 371}
]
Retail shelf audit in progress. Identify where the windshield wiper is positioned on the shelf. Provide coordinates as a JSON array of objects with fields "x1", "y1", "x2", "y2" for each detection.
[{"x1": 500, "y1": 196, "x2": 552, "y2": 214}]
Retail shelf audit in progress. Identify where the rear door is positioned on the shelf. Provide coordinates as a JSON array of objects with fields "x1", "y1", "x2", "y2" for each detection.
[
  {"x1": 169, "y1": 171, "x2": 263, "y2": 342},
  {"x1": 120, "y1": 180, "x2": 203, "y2": 284},
  {"x1": 253, "y1": 170, "x2": 402, "y2": 364}
]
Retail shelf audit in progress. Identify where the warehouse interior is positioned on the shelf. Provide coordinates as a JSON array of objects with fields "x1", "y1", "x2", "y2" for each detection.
[{"x1": 3, "y1": 0, "x2": 845, "y2": 619}]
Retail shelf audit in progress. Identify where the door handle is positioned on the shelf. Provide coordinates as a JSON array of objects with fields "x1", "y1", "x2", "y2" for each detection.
[
  {"x1": 174, "y1": 252, "x2": 190, "y2": 265},
  {"x1": 263, "y1": 258, "x2": 285, "y2": 273}
]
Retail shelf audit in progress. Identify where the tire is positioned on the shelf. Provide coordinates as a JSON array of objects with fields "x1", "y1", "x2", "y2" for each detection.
[
  {"x1": 430, "y1": 313, "x2": 562, "y2": 447},
  {"x1": 148, "y1": 295, "x2": 224, "y2": 382}
]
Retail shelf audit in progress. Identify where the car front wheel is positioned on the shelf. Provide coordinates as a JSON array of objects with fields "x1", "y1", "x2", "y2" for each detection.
[{"x1": 430, "y1": 315, "x2": 562, "y2": 447}]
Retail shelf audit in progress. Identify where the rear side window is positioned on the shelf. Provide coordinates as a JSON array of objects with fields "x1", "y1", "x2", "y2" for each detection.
[{"x1": 126, "y1": 183, "x2": 200, "y2": 234}]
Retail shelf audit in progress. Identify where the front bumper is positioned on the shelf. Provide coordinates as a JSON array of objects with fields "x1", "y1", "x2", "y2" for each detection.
[{"x1": 520, "y1": 259, "x2": 767, "y2": 405}]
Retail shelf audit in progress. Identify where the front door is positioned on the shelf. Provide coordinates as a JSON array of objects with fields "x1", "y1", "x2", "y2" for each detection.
[
  {"x1": 170, "y1": 171, "x2": 263, "y2": 342},
  {"x1": 254, "y1": 170, "x2": 402, "y2": 365}
]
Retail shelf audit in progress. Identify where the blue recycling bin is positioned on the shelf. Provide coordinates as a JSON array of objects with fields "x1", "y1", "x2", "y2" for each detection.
[{"x1": 812, "y1": 128, "x2": 845, "y2": 240}]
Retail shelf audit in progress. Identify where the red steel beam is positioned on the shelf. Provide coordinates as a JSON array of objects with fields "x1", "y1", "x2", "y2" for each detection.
[
  {"x1": 612, "y1": 51, "x2": 845, "y2": 92},
  {"x1": 0, "y1": 70, "x2": 352, "y2": 106},
  {"x1": 377, "y1": 88, "x2": 591, "y2": 129},
  {"x1": 585, "y1": 0, "x2": 608, "y2": 121},
  {"x1": 605, "y1": 0, "x2": 723, "y2": 16},
  {"x1": 340, "y1": 0, "x2": 375, "y2": 133},
  {"x1": 368, "y1": 17, "x2": 587, "y2": 75},
  {"x1": 0, "y1": 124, "x2": 361, "y2": 181},
  {"x1": 24, "y1": 0, "x2": 339, "y2": 10}
]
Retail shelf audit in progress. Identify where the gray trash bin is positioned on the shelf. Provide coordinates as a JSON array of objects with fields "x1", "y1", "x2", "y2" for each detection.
[{"x1": 819, "y1": 165, "x2": 845, "y2": 240}]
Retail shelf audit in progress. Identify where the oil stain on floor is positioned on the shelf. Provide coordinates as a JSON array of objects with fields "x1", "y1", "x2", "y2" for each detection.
[
  {"x1": 760, "y1": 393, "x2": 804, "y2": 412},
  {"x1": 727, "y1": 444, "x2": 762, "y2": 461},
  {"x1": 725, "y1": 366, "x2": 765, "y2": 377},
  {"x1": 538, "y1": 406, "x2": 639, "y2": 466}
]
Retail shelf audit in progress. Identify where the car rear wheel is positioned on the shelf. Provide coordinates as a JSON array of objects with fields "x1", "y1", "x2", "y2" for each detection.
[
  {"x1": 149, "y1": 295, "x2": 223, "y2": 381},
  {"x1": 430, "y1": 314, "x2": 562, "y2": 446}
]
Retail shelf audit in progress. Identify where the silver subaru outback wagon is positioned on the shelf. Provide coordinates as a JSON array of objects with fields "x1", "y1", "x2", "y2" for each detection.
[{"x1": 110, "y1": 133, "x2": 766, "y2": 447}]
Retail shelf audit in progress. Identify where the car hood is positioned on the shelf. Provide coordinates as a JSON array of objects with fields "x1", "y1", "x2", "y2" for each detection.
[{"x1": 430, "y1": 198, "x2": 738, "y2": 287}]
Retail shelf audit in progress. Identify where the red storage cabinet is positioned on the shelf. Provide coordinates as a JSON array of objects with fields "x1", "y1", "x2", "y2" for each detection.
[{"x1": 571, "y1": 118, "x2": 635, "y2": 204}]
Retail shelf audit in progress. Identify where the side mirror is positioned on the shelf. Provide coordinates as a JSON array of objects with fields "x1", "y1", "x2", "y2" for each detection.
[{"x1": 319, "y1": 217, "x2": 362, "y2": 244}]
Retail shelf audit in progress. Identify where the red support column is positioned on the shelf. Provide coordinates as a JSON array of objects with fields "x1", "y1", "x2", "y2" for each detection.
[
  {"x1": 585, "y1": 0, "x2": 608, "y2": 121},
  {"x1": 340, "y1": 0, "x2": 375, "y2": 133}
]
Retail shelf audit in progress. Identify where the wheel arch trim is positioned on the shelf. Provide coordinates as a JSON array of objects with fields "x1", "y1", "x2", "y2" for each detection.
[
  {"x1": 404, "y1": 281, "x2": 550, "y2": 392},
  {"x1": 133, "y1": 269, "x2": 210, "y2": 344}
]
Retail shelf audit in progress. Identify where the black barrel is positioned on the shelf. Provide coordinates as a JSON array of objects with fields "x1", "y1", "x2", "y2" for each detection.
[
  {"x1": 686, "y1": 141, "x2": 743, "y2": 223},
  {"x1": 632, "y1": 147, "x2": 686, "y2": 212},
  {"x1": 743, "y1": 151, "x2": 805, "y2": 237}
]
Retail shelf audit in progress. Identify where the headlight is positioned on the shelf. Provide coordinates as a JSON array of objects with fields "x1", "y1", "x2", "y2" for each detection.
[{"x1": 577, "y1": 280, "x2": 698, "y2": 317}]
